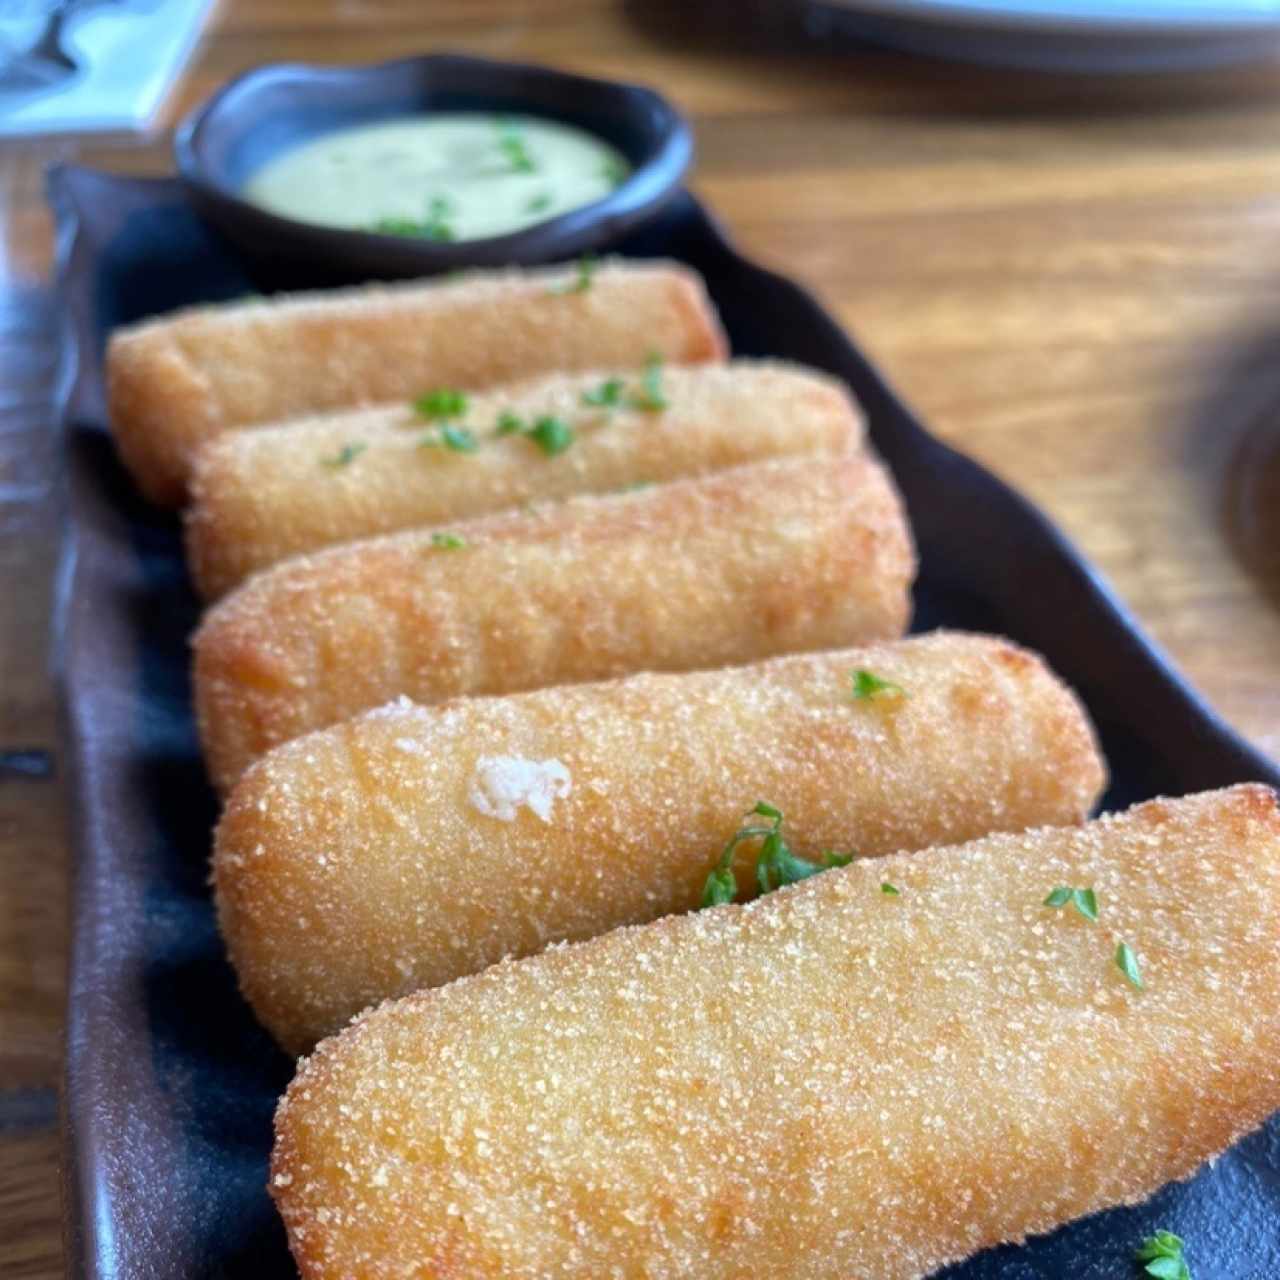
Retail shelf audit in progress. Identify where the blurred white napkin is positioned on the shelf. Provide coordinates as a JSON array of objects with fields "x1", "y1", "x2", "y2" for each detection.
[{"x1": 0, "y1": 0, "x2": 214, "y2": 137}]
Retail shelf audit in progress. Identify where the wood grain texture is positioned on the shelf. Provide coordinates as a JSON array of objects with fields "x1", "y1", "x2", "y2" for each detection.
[
  {"x1": 0, "y1": 1132, "x2": 62, "y2": 1280},
  {"x1": 3, "y1": 0, "x2": 1280, "y2": 1273}
]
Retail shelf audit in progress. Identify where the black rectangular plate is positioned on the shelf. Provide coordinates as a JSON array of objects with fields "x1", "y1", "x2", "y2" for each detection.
[{"x1": 48, "y1": 164, "x2": 1280, "y2": 1280}]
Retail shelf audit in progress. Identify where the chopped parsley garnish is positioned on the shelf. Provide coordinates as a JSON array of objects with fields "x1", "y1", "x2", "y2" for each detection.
[
  {"x1": 582, "y1": 377, "x2": 626, "y2": 409},
  {"x1": 1136, "y1": 1231, "x2": 1190, "y2": 1280},
  {"x1": 850, "y1": 670, "x2": 906, "y2": 701},
  {"x1": 419, "y1": 424, "x2": 479, "y2": 453},
  {"x1": 490, "y1": 411, "x2": 576, "y2": 455},
  {"x1": 526, "y1": 191, "x2": 553, "y2": 214},
  {"x1": 1116, "y1": 941, "x2": 1144, "y2": 989},
  {"x1": 627, "y1": 352, "x2": 667, "y2": 412},
  {"x1": 550, "y1": 255, "x2": 598, "y2": 295},
  {"x1": 423, "y1": 195, "x2": 454, "y2": 241},
  {"x1": 701, "y1": 864, "x2": 738, "y2": 908},
  {"x1": 430, "y1": 532, "x2": 466, "y2": 550},
  {"x1": 527, "y1": 416, "x2": 575, "y2": 456},
  {"x1": 881, "y1": 882, "x2": 901, "y2": 896},
  {"x1": 373, "y1": 217, "x2": 425, "y2": 237},
  {"x1": 1043, "y1": 886, "x2": 1098, "y2": 922},
  {"x1": 321, "y1": 442, "x2": 366, "y2": 468},
  {"x1": 700, "y1": 803, "x2": 853, "y2": 908},
  {"x1": 486, "y1": 412, "x2": 573, "y2": 458},
  {"x1": 413, "y1": 388, "x2": 469, "y2": 420},
  {"x1": 602, "y1": 155, "x2": 629, "y2": 187},
  {"x1": 495, "y1": 118, "x2": 536, "y2": 173},
  {"x1": 374, "y1": 197, "x2": 454, "y2": 242}
]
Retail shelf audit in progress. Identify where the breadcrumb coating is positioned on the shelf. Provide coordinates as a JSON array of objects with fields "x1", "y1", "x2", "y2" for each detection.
[
  {"x1": 106, "y1": 258, "x2": 726, "y2": 505},
  {"x1": 185, "y1": 359, "x2": 864, "y2": 598},
  {"x1": 214, "y1": 631, "x2": 1105, "y2": 1051},
  {"x1": 271, "y1": 784, "x2": 1280, "y2": 1280},
  {"x1": 193, "y1": 452, "x2": 914, "y2": 792}
]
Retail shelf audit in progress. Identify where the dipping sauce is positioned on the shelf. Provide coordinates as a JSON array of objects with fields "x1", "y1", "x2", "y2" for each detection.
[{"x1": 241, "y1": 113, "x2": 631, "y2": 240}]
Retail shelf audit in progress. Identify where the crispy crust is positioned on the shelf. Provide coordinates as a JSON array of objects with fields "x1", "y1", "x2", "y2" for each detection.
[
  {"x1": 105, "y1": 259, "x2": 727, "y2": 505},
  {"x1": 214, "y1": 631, "x2": 1105, "y2": 1051},
  {"x1": 193, "y1": 452, "x2": 915, "y2": 792},
  {"x1": 184, "y1": 359, "x2": 863, "y2": 598},
  {"x1": 270, "y1": 784, "x2": 1280, "y2": 1279}
]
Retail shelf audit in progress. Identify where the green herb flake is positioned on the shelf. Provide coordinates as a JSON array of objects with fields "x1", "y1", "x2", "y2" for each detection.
[
  {"x1": 850, "y1": 670, "x2": 906, "y2": 702},
  {"x1": 443, "y1": 424, "x2": 478, "y2": 452},
  {"x1": 550, "y1": 255, "x2": 598, "y2": 296},
  {"x1": 374, "y1": 196, "x2": 454, "y2": 242},
  {"x1": 419, "y1": 424, "x2": 479, "y2": 453},
  {"x1": 881, "y1": 882, "x2": 901, "y2": 896},
  {"x1": 628, "y1": 352, "x2": 668, "y2": 412},
  {"x1": 526, "y1": 192, "x2": 554, "y2": 214},
  {"x1": 422, "y1": 195, "x2": 455, "y2": 240},
  {"x1": 413, "y1": 388, "x2": 469, "y2": 420},
  {"x1": 1136, "y1": 1231, "x2": 1190, "y2": 1280},
  {"x1": 321, "y1": 442, "x2": 366, "y2": 468},
  {"x1": 373, "y1": 217, "x2": 424, "y2": 237},
  {"x1": 490, "y1": 409, "x2": 578, "y2": 455},
  {"x1": 527, "y1": 415, "x2": 575, "y2": 456},
  {"x1": 582, "y1": 377, "x2": 626, "y2": 409},
  {"x1": 602, "y1": 155, "x2": 629, "y2": 187},
  {"x1": 1043, "y1": 886, "x2": 1098, "y2": 922},
  {"x1": 1116, "y1": 941, "x2": 1144, "y2": 989},
  {"x1": 430, "y1": 532, "x2": 467, "y2": 550},
  {"x1": 495, "y1": 118, "x2": 536, "y2": 174},
  {"x1": 701, "y1": 866, "x2": 738, "y2": 909},
  {"x1": 700, "y1": 803, "x2": 854, "y2": 908}
]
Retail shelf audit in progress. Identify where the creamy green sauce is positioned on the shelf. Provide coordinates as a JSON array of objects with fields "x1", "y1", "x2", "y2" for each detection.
[{"x1": 241, "y1": 113, "x2": 630, "y2": 240}]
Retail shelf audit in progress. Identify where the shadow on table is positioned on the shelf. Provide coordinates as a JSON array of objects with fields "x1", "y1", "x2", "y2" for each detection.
[{"x1": 1179, "y1": 320, "x2": 1280, "y2": 618}]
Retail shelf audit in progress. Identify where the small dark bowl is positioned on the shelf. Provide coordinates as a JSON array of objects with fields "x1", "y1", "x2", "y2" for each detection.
[{"x1": 174, "y1": 53, "x2": 693, "y2": 283}]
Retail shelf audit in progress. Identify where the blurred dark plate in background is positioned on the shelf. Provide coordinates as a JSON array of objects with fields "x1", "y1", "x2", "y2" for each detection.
[{"x1": 777, "y1": 0, "x2": 1280, "y2": 70}]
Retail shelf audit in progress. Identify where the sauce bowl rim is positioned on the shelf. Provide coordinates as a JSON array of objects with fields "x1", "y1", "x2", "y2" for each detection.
[{"x1": 173, "y1": 51, "x2": 694, "y2": 270}]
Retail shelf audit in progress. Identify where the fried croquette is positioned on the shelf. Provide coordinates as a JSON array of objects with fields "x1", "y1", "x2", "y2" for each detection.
[
  {"x1": 184, "y1": 360, "x2": 863, "y2": 598},
  {"x1": 270, "y1": 784, "x2": 1280, "y2": 1279},
  {"x1": 106, "y1": 258, "x2": 726, "y2": 505},
  {"x1": 214, "y1": 631, "x2": 1105, "y2": 1051},
  {"x1": 194, "y1": 452, "x2": 915, "y2": 792}
]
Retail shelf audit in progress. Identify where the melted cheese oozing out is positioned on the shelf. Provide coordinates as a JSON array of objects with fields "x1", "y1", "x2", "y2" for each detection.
[{"x1": 468, "y1": 756, "x2": 572, "y2": 823}]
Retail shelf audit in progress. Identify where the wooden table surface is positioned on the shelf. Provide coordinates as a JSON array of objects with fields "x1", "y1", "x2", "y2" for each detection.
[{"x1": 3, "y1": 1, "x2": 1280, "y2": 1273}]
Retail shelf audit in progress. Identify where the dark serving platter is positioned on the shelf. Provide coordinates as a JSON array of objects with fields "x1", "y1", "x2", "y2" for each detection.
[{"x1": 49, "y1": 163, "x2": 1280, "y2": 1280}]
